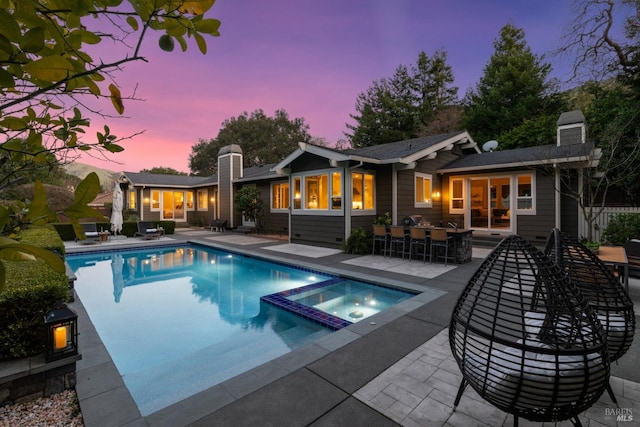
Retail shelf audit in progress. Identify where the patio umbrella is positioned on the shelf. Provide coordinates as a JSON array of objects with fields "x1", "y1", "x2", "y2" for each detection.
[
  {"x1": 110, "y1": 183, "x2": 123, "y2": 235},
  {"x1": 111, "y1": 254, "x2": 125, "y2": 303}
]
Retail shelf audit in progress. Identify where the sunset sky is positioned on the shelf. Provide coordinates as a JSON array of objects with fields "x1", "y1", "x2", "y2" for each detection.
[{"x1": 78, "y1": 1, "x2": 577, "y2": 174}]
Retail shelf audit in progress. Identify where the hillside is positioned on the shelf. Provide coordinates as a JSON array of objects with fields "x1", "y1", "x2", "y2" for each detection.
[{"x1": 64, "y1": 162, "x2": 118, "y2": 190}]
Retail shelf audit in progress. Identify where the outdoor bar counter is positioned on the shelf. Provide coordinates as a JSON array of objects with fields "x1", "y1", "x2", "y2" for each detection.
[{"x1": 445, "y1": 228, "x2": 473, "y2": 264}]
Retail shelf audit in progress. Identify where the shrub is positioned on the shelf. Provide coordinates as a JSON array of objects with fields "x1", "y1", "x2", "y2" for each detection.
[
  {"x1": 15, "y1": 227, "x2": 65, "y2": 256},
  {"x1": 374, "y1": 212, "x2": 392, "y2": 226},
  {"x1": 601, "y1": 213, "x2": 640, "y2": 245},
  {"x1": 342, "y1": 227, "x2": 372, "y2": 255},
  {"x1": 0, "y1": 260, "x2": 69, "y2": 360}
]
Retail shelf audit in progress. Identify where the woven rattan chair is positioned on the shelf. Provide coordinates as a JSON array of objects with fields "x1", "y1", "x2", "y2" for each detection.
[
  {"x1": 544, "y1": 228, "x2": 635, "y2": 404},
  {"x1": 450, "y1": 235, "x2": 609, "y2": 426}
]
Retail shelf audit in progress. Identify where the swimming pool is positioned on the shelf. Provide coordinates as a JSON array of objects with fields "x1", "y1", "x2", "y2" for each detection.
[{"x1": 66, "y1": 244, "x2": 418, "y2": 415}]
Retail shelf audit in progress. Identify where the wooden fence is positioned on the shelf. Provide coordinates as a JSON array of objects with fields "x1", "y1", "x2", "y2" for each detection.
[{"x1": 578, "y1": 206, "x2": 640, "y2": 242}]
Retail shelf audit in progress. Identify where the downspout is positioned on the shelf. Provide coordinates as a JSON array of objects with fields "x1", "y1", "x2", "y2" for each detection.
[
  {"x1": 344, "y1": 167, "x2": 351, "y2": 240},
  {"x1": 392, "y1": 165, "x2": 398, "y2": 225},
  {"x1": 554, "y1": 165, "x2": 560, "y2": 229},
  {"x1": 345, "y1": 162, "x2": 362, "y2": 241},
  {"x1": 140, "y1": 185, "x2": 145, "y2": 221}
]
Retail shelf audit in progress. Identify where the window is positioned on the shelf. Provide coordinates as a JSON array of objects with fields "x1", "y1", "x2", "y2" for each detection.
[
  {"x1": 271, "y1": 182, "x2": 290, "y2": 210},
  {"x1": 352, "y1": 172, "x2": 374, "y2": 210},
  {"x1": 293, "y1": 177, "x2": 301, "y2": 209},
  {"x1": 305, "y1": 174, "x2": 328, "y2": 209},
  {"x1": 150, "y1": 190, "x2": 160, "y2": 210},
  {"x1": 516, "y1": 174, "x2": 534, "y2": 212},
  {"x1": 450, "y1": 178, "x2": 464, "y2": 212},
  {"x1": 331, "y1": 172, "x2": 342, "y2": 209},
  {"x1": 128, "y1": 191, "x2": 137, "y2": 210},
  {"x1": 414, "y1": 173, "x2": 433, "y2": 208},
  {"x1": 186, "y1": 192, "x2": 194, "y2": 210},
  {"x1": 197, "y1": 189, "x2": 208, "y2": 210}
]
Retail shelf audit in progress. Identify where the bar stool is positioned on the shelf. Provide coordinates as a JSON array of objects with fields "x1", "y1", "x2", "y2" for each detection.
[
  {"x1": 430, "y1": 228, "x2": 453, "y2": 265},
  {"x1": 372, "y1": 225, "x2": 389, "y2": 256},
  {"x1": 389, "y1": 226, "x2": 407, "y2": 260},
  {"x1": 409, "y1": 227, "x2": 429, "y2": 262}
]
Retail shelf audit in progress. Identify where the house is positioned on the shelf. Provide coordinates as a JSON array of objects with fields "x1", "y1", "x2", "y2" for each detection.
[{"x1": 119, "y1": 111, "x2": 600, "y2": 248}]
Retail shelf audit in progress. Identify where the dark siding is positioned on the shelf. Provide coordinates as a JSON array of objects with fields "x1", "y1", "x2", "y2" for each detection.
[
  {"x1": 351, "y1": 215, "x2": 376, "y2": 236},
  {"x1": 397, "y1": 153, "x2": 459, "y2": 226},
  {"x1": 291, "y1": 215, "x2": 345, "y2": 248},
  {"x1": 560, "y1": 171, "x2": 580, "y2": 238},
  {"x1": 218, "y1": 157, "x2": 232, "y2": 224},
  {"x1": 516, "y1": 170, "x2": 556, "y2": 245},
  {"x1": 375, "y1": 165, "x2": 393, "y2": 218},
  {"x1": 290, "y1": 153, "x2": 332, "y2": 172},
  {"x1": 257, "y1": 180, "x2": 289, "y2": 234},
  {"x1": 558, "y1": 127, "x2": 583, "y2": 146}
]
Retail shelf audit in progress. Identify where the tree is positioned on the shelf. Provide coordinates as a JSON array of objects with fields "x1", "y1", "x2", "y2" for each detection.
[
  {"x1": 234, "y1": 186, "x2": 263, "y2": 228},
  {"x1": 189, "y1": 109, "x2": 311, "y2": 174},
  {"x1": 463, "y1": 24, "x2": 560, "y2": 149},
  {"x1": 0, "y1": 0, "x2": 220, "y2": 290},
  {"x1": 1, "y1": 0, "x2": 220, "y2": 190},
  {"x1": 558, "y1": 0, "x2": 640, "y2": 207},
  {"x1": 140, "y1": 167, "x2": 187, "y2": 175},
  {"x1": 346, "y1": 50, "x2": 459, "y2": 148},
  {"x1": 559, "y1": 0, "x2": 640, "y2": 93}
]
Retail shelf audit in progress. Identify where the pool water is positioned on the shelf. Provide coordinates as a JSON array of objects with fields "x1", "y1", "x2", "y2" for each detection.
[{"x1": 66, "y1": 244, "x2": 418, "y2": 416}]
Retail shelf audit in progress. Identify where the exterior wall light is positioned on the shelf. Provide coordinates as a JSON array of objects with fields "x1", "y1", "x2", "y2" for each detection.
[{"x1": 44, "y1": 302, "x2": 78, "y2": 362}]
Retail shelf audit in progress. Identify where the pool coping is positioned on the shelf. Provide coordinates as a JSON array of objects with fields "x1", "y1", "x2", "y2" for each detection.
[{"x1": 71, "y1": 233, "x2": 470, "y2": 427}]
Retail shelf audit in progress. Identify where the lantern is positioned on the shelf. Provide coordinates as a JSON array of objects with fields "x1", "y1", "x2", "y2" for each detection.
[{"x1": 44, "y1": 303, "x2": 78, "y2": 362}]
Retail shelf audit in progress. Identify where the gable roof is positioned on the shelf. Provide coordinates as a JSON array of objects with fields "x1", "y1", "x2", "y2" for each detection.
[
  {"x1": 272, "y1": 131, "x2": 478, "y2": 173},
  {"x1": 122, "y1": 172, "x2": 217, "y2": 187},
  {"x1": 438, "y1": 140, "x2": 600, "y2": 173},
  {"x1": 234, "y1": 163, "x2": 280, "y2": 182}
]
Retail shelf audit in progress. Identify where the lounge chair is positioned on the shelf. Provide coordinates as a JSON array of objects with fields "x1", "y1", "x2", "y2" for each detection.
[
  {"x1": 78, "y1": 222, "x2": 101, "y2": 244},
  {"x1": 135, "y1": 221, "x2": 162, "y2": 240},
  {"x1": 210, "y1": 219, "x2": 227, "y2": 232}
]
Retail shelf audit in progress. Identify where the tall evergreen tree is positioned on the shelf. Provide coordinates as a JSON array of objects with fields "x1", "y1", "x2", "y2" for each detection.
[
  {"x1": 346, "y1": 50, "x2": 458, "y2": 148},
  {"x1": 189, "y1": 109, "x2": 311, "y2": 175},
  {"x1": 463, "y1": 24, "x2": 556, "y2": 149}
]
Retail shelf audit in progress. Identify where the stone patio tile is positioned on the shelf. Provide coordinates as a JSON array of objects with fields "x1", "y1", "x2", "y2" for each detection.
[
  {"x1": 406, "y1": 395, "x2": 453, "y2": 426},
  {"x1": 454, "y1": 391, "x2": 508, "y2": 425},
  {"x1": 417, "y1": 351, "x2": 450, "y2": 368},
  {"x1": 430, "y1": 366, "x2": 463, "y2": 388},
  {"x1": 436, "y1": 357, "x2": 462, "y2": 375},
  {"x1": 427, "y1": 387, "x2": 457, "y2": 408},
  {"x1": 392, "y1": 373, "x2": 434, "y2": 399},
  {"x1": 386, "y1": 399, "x2": 414, "y2": 422},
  {"x1": 369, "y1": 390, "x2": 397, "y2": 410},
  {"x1": 382, "y1": 383, "x2": 423, "y2": 409},
  {"x1": 424, "y1": 373, "x2": 460, "y2": 399},
  {"x1": 445, "y1": 407, "x2": 493, "y2": 426},
  {"x1": 402, "y1": 358, "x2": 438, "y2": 382}
]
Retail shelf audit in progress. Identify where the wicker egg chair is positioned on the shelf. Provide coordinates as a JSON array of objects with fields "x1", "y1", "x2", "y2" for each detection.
[
  {"x1": 544, "y1": 228, "x2": 635, "y2": 404},
  {"x1": 450, "y1": 235, "x2": 609, "y2": 426}
]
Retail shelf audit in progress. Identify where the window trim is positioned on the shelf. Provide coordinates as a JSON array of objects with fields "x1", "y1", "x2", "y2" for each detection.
[
  {"x1": 351, "y1": 170, "x2": 376, "y2": 214},
  {"x1": 414, "y1": 172, "x2": 433, "y2": 208},
  {"x1": 291, "y1": 168, "x2": 344, "y2": 216},
  {"x1": 515, "y1": 173, "x2": 536, "y2": 215},
  {"x1": 197, "y1": 189, "x2": 208, "y2": 210},
  {"x1": 270, "y1": 180, "x2": 290, "y2": 212},
  {"x1": 449, "y1": 178, "x2": 465, "y2": 214}
]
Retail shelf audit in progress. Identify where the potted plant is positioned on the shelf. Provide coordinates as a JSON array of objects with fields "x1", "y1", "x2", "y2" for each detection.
[
  {"x1": 585, "y1": 241, "x2": 600, "y2": 255},
  {"x1": 374, "y1": 212, "x2": 392, "y2": 229}
]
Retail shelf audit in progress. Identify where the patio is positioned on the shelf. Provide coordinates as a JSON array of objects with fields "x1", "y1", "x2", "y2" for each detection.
[{"x1": 66, "y1": 228, "x2": 640, "y2": 427}]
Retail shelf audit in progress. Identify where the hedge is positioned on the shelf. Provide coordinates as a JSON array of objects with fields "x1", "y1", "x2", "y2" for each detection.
[
  {"x1": 15, "y1": 227, "x2": 65, "y2": 257},
  {"x1": 0, "y1": 260, "x2": 69, "y2": 360},
  {"x1": 601, "y1": 213, "x2": 640, "y2": 246}
]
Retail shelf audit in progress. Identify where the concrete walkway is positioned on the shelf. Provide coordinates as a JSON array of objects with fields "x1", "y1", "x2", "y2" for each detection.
[{"x1": 66, "y1": 228, "x2": 640, "y2": 427}]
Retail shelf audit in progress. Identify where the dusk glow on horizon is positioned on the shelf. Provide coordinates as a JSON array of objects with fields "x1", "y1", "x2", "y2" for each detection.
[{"x1": 78, "y1": 1, "x2": 575, "y2": 174}]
